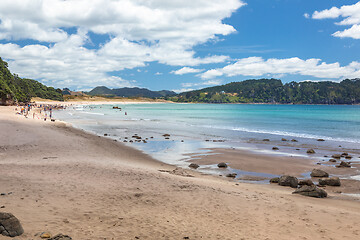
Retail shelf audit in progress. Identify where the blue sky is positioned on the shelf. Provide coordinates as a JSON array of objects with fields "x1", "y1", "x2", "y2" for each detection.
[{"x1": 0, "y1": 0, "x2": 360, "y2": 92}]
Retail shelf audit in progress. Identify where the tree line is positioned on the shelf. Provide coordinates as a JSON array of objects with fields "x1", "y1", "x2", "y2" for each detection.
[
  {"x1": 0, "y1": 57, "x2": 63, "y2": 104},
  {"x1": 167, "y1": 78, "x2": 360, "y2": 104}
]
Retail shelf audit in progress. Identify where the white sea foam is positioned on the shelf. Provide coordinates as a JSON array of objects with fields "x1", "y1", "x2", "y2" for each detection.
[
  {"x1": 199, "y1": 124, "x2": 360, "y2": 144},
  {"x1": 79, "y1": 111, "x2": 105, "y2": 116}
]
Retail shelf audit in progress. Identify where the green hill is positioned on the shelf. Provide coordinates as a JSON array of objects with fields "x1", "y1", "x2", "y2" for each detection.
[
  {"x1": 169, "y1": 78, "x2": 360, "y2": 104},
  {"x1": 87, "y1": 86, "x2": 176, "y2": 98},
  {"x1": 0, "y1": 57, "x2": 63, "y2": 105}
]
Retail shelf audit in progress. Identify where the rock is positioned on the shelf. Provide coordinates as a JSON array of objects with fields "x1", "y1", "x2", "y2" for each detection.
[
  {"x1": 41, "y1": 232, "x2": 52, "y2": 238},
  {"x1": 226, "y1": 173, "x2": 237, "y2": 178},
  {"x1": 262, "y1": 139, "x2": 270, "y2": 141},
  {"x1": 104, "y1": 133, "x2": 108, "y2": 136},
  {"x1": 272, "y1": 147, "x2": 279, "y2": 150},
  {"x1": 336, "y1": 161, "x2": 351, "y2": 168},
  {"x1": 318, "y1": 177, "x2": 341, "y2": 186},
  {"x1": 163, "y1": 134, "x2": 170, "y2": 137},
  {"x1": 298, "y1": 179, "x2": 314, "y2": 186},
  {"x1": 341, "y1": 152, "x2": 348, "y2": 156},
  {"x1": 332, "y1": 154, "x2": 342, "y2": 159},
  {"x1": 269, "y1": 177, "x2": 280, "y2": 183},
  {"x1": 307, "y1": 149, "x2": 316, "y2": 154},
  {"x1": 0, "y1": 212, "x2": 24, "y2": 237},
  {"x1": 188, "y1": 163, "x2": 199, "y2": 169},
  {"x1": 310, "y1": 169, "x2": 329, "y2": 178},
  {"x1": 329, "y1": 159, "x2": 337, "y2": 163},
  {"x1": 217, "y1": 162, "x2": 228, "y2": 168},
  {"x1": 291, "y1": 139, "x2": 298, "y2": 142},
  {"x1": 281, "y1": 138, "x2": 287, "y2": 141},
  {"x1": 345, "y1": 155, "x2": 352, "y2": 159},
  {"x1": 317, "y1": 139, "x2": 325, "y2": 141},
  {"x1": 292, "y1": 185, "x2": 327, "y2": 198},
  {"x1": 49, "y1": 234, "x2": 72, "y2": 240},
  {"x1": 278, "y1": 175, "x2": 298, "y2": 188}
]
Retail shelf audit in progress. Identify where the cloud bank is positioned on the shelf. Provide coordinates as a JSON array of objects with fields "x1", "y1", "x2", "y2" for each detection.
[
  {"x1": 0, "y1": 0, "x2": 245, "y2": 88},
  {"x1": 201, "y1": 57, "x2": 360, "y2": 80},
  {"x1": 312, "y1": 1, "x2": 360, "y2": 39}
]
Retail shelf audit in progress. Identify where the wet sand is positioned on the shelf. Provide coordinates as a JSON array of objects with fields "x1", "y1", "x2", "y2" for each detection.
[{"x1": 1, "y1": 105, "x2": 360, "y2": 239}]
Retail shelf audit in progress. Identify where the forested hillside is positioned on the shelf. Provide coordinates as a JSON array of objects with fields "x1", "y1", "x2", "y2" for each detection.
[
  {"x1": 0, "y1": 57, "x2": 63, "y2": 105},
  {"x1": 169, "y1": 79, "x2": 360, "y2": 104},
  {"x1": 87, "y1": 86, "x2": 176, "y2": 98}
]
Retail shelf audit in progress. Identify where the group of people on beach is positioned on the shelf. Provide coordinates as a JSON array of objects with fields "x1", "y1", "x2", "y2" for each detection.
[{"x1": 15, "y1": 103, "x2": 66, "y2": 121}]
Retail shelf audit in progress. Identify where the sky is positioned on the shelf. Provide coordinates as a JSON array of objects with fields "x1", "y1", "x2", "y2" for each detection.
[{"x1": 0, "y1": 0, "x2": 360, "y2": 92}]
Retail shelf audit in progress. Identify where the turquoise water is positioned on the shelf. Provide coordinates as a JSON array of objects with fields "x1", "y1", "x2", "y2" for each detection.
[{"x1": 54, "y1": 103, "x2": 360, "y2": 165}]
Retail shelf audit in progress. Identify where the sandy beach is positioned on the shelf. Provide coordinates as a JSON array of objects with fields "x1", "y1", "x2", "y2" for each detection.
[{"x1": 1, "y1": 105, "x2": 360, "y2": 240}]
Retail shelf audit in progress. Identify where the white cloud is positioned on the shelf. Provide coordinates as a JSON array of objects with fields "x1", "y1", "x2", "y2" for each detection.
[
  {"x1": 312, "y1": 2, "x2": 360, "y2": 39},
  {"x1": 304, "y1": 13, "x2": 310, "y2": 19},
  {"x1": 181, "y1": 79, "x2": 223, "y2": 88},
  {"x1": 171, "y1": 67, "x2": 204, "y2": 75},
  {"x1": 171, "y1": 88, "x2": 196, "y2": 93},
  {"x1": 200, "y1": 57, "x2": 360, "y2": 80},
  {"x1": 155, "y1": 72, "x2": 163, "y2": 75},
  {"x1": 0, "y1": 0, "x2": 245, "y2": 89}
]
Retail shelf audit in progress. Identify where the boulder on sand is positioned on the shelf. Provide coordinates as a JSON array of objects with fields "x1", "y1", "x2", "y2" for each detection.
[
  {"x1": 319, "y1": 177, "x2": 341, "y2": 186},
  {"x1": 272, "y1": 147, "x2": 279, "y2": 150},
  {"x1": 278, "y1": 175, "x2": 298, "y2": 188},
  {"x1": 310, "y1": 169, "x2": 329, "y2": 178},
  {"x1": 292, "y1": 185, "x2": 327, "y2": 198},
  {"x1": 298, "y1": 179, "x2": 314, "y2": 186},
  {"x1": 0, "y1": 212, "x2": 24, "y2": 237},
  {"x1": 49, "y1": 234, "x2": 73, "y2": 240}
]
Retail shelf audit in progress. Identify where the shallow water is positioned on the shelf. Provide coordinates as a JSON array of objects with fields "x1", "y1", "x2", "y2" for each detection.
[{"x1": 54, "y1": 103, "x2": 360, "y2": 179}]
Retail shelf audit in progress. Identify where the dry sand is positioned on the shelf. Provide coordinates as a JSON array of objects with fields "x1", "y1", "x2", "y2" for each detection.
[{"x1": 1, "y1": 106, "x2": 360, "y2": 240}]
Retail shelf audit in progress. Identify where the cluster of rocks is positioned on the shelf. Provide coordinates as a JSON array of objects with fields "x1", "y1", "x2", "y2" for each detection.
[
  {"x1": 0, "y1": 212, "x2": 72, "y2": 239},
  {"x1": 188, "y1": 162, "x2": 239, "y2": 179},
  {"x1": 269, "y1": 168, "x2": 342, "y2": 198},
  {"x1": 205, "y1": 139, "x2": 225, "y2": 142},
  {"x1": 329, "y1": 153, "x2": 353, "y2": 168}
]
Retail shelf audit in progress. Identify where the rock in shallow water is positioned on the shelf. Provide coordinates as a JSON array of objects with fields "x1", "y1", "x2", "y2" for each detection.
[
  {"x1": 226, "y1": 173, "x2": 237, "y2": 178},
  {"x1": 292, "y1": 185, "x2": 327, "y2": 198},
  {"x1": 0, "y1": 212, "x2": 24, "y2": 237},
  {"x1": 269, "y1": 177, "x2": 280, "y2": 183},
  {"x1": 307, "y1": 149, "x2": 316, "y2": 154},
  {"x1": 310, "y1": 169, "x2": 329, "y2": 178},
  {"x1": 278, "y1": 175, "x2": 298, "y2": 188},
  {"x1": 336, "y1": 161, "x2": 351, "y2": 168},
  {"x1": 217, "y1": 162, "x2": 228, "y2": 168},
  {"x1": 188, "y1": 163, "x2": 199, "y2": 169}
]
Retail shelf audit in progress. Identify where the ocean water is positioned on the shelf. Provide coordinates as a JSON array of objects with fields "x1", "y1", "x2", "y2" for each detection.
[{"x1": 54, "y1": 103, "x2": 360, "y2": 166}]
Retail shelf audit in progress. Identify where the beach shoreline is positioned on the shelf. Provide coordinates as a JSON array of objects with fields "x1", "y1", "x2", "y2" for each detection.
[{"x1": 1, "y1": 104, "x2": 360, "y2": 239}]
